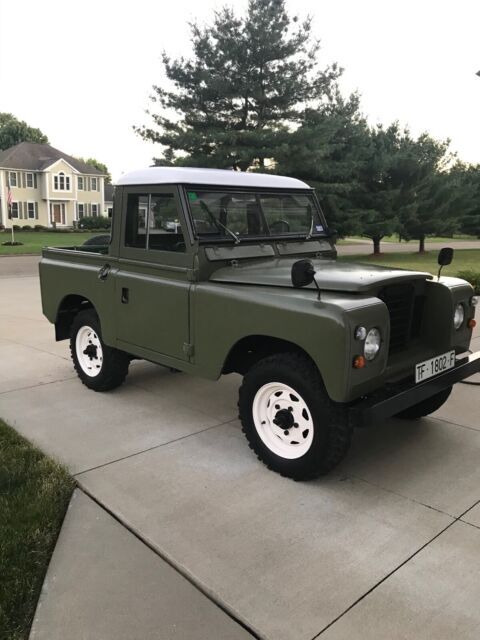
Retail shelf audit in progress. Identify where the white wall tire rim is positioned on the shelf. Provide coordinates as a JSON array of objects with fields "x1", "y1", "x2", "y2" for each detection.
[
  {"x1": 75, "y1": 325, "x2": 103, "y2": 377},
  {"x1": 252, "y1": 382, "x2": 314, "y2": 459}
]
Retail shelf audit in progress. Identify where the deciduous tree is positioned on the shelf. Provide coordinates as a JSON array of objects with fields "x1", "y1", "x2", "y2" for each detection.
[{"x1": 0, "y1": 113, "x2": 48, "y2": 150}]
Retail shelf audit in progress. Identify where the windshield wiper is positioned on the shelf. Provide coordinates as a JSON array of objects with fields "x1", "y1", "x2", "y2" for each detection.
[
  {"x1": 199, "y1": 201, "x2": 240, "y2": 244},
  {"x1": 305, "y1": 204, "x2": 314, "y2": 240}
]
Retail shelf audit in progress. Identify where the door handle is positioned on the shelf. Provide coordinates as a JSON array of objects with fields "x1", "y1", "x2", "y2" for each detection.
[
  {"x1": 98, "y1": 263, "x2": 111, "y2": 281},
  {"x1": 121, "y1": 287, "x2": 129, "y2": 304}
]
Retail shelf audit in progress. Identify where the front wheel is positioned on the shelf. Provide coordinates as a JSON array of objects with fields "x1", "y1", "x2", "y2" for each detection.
[
  {"x1": 70, "y1": 309, "x2": 130, "y2": 391},
  {"x1": 238, "y1": 353, "x2": 352, "y2": 480}
]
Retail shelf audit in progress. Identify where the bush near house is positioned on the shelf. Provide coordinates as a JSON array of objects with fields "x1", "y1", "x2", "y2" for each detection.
[
  {"x1": 78, "y1": 216, "x2": 111, "y2": 230},
  {"x1": 0, "y1": 420, "x2": 74, "y2": 639},
  {"x1": 457, "y1": 270, "x2": 480, "y2": 294}
]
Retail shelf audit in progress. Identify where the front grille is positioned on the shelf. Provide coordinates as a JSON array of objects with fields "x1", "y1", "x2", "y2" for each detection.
[{"x1": 379, "y1": 284, "x2": 416, "y2": 354}]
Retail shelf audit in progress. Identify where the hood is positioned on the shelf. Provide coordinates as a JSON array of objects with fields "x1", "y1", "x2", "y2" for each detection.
[{"x1": 209, "y1": 258, "x2": 432, "y2": 293}]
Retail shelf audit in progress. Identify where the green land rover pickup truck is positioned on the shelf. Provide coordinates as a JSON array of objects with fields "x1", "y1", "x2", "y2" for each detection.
[{"x1": 39, "y1": 167, "x2": 480, "y2": 479}]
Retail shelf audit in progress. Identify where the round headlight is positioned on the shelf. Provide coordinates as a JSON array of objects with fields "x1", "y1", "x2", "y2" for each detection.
[
  {"x1": 471, "y1": 296, "x2": 479, "y2": 307},
  {"x1": 453, "y1": 303, "x2": 464, "y2": 330},
  {"x1": 364, "y1": 328, "x2": 381, "y2": 361}
]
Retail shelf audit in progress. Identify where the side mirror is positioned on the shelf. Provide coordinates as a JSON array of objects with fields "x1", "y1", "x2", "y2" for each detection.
[
  {"x1": 438, "y1": 247, "x2": 454, "y2": 266},
  {"x1": 291, "y1": 259, "x2": 316, "y2": 288},
  {"x1": 437, "y1": 247, "x2": 454, "y2": 280}
]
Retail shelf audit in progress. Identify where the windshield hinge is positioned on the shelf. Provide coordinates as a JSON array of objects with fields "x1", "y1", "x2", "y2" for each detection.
[
  {"x1": 230, "y1": 259, "x2": 239, "y2": 268},
  {"x1": 183, "y1": 342, "x2": 194, "y2": 358}
]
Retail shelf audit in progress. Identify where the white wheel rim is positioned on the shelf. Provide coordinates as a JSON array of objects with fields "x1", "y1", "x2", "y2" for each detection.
[
  {"x1": 252, "y1": 382, "x2": 314, "y2": 459},
  {"x1": 75, "y1": 325, "x2": 103, "y2": 377}
]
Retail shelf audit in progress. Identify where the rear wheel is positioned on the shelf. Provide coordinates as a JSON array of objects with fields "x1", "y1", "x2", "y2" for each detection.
[
  {"x1": 70, "y1": 309, "x2": 130, "y2": 391},
  {"x1": 238, "y1": 353, "x2": 352, "y2": 480},
  {"x1": 395, "y1": 386, "x2": 452, "y2": 419}
]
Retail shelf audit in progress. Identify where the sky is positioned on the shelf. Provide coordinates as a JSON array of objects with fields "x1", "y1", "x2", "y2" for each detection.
[{"x1": 1, "y1": 0, "x2": 479, "y2": 181}]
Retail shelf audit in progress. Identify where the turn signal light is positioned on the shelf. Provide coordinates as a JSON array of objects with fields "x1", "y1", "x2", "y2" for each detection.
[
  {"x1": 353, "y1": 355, "x2": 366, "y2": 369},
  {"x1": 468, "y1": 318, "x2": 477, "y2": 329}
]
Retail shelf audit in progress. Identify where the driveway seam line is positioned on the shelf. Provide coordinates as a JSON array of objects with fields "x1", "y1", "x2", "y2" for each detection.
[
  {"x1": 429, "y1": 415, "x2": 480, "y2": 433},
  {"x1": 310, "y1": 497, "x2": 480, "y2": 639},
  {"x1": 74, "y1": 486, "x2": 262, "y2": 640},
  {"x1": 1, "y1": 337, "x2": 71, "y2": 361},
  {"x1": 73, "y1": 419, "x2": 238, "y2": 477},
  {"x1": 0, "y1": 376, "x2": 77, "y2": 396},
  {"x1": 459, "y1": 519, "x2": 480, "y2": 531},
  {"x1": 348, "y1": 474, "x2": 456, "y2": 519}
]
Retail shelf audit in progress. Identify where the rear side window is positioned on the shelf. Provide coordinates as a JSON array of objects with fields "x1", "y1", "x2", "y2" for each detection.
[{"x1": 124, "y1": 193, "x2": 185, "y2": 252}]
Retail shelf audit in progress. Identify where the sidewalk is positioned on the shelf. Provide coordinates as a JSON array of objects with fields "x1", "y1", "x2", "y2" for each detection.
[{"x1": 1, "y1": 258, "x2": 479, "y2": 640}]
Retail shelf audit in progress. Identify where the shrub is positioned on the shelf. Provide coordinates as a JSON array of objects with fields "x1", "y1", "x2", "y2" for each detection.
[
  {"x1": 457, "y1": 270, "x2": 480, "y2": 294},
  {"x1": 78, "y1": 216, "x2": 111, "y2": 230},
  {"x1": 34, "y1": 225, "x2": 47, "y2": 232},
  {"x1": 12, "y1": 225, "x2": 21, "y2": 231},
  {"x1": 22, "y1": 225, "x2": 33, "y2": 231}
]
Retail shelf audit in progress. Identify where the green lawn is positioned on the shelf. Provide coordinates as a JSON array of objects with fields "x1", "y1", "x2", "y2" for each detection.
[
  {"x1": 0, "y1": 231, "x2": 100, "y2": 255},
  {"x1": 339, "y1": 248, "x2": 480, "y2": 278},
  {"x1": 0, "y1": 420, "x2": 74, "y2": 639},
  {"x1": 346, "y1": 234, "x2": 477, "y2": 244}
]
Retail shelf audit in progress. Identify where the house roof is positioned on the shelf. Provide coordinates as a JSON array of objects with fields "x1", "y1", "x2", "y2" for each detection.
[
  {"x1": 104, "y1": 183, "x2": 114, "y2": 202},
  {"x1": 0, "y1": 142, "x2": 105, "y2": 175},
  {"x1": 115, "y1": 167, "x2": 311, "y2": 190}
]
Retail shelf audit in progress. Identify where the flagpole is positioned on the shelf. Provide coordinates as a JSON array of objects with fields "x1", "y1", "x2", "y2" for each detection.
[
  {"x1": 10, "y1": 205, "x2": 14, "y2": 245},
  {"x1": 7, "y1": 176, "x2": 14, "y2": 244}
]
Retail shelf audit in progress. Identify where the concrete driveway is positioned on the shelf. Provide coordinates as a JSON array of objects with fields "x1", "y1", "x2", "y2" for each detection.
[{"x1": 1, "y1": 255, "x2": 480, "y2": 640}]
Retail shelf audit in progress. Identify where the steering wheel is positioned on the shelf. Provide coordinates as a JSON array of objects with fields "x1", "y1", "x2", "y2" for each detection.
[{"x1": 270, "y1": 219, "x2": 290, "y2": 232}]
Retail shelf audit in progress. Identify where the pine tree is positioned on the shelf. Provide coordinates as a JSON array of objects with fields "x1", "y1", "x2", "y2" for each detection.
[
  {"x1": 395, "y1": 133, "x2": 455, "y2": 252},
  {"x1": 352, "y1": 124, "x2": 405, "y2": 255},
  {"x1": 135, "y1": 0, "x2": 343, "y2": 170},
  {"x1": 275, "y1": 94, "x2": 370, "y2": 237}
]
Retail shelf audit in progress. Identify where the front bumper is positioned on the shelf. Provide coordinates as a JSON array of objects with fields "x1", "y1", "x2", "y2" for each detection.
[{"x1": 352, "y1": 350, "x2": 480, "y2": 426}]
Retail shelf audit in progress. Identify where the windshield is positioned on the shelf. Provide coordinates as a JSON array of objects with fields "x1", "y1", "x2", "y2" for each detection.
[{"x1": 186, "y1": 190, "x2": 326, "y2": 241}]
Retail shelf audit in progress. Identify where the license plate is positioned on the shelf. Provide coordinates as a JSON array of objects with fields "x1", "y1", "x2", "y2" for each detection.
[{"x1": 415, "y1": 351, "x2": 456, "y2": 383}]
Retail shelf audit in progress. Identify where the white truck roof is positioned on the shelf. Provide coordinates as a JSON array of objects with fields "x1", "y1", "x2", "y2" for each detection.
[{"x1": 115, "y1": 167, "x2": 311, "y2": 189}]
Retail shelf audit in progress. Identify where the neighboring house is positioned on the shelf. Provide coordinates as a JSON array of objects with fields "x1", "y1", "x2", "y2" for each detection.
[
  {"x1": 0, "y1": 142, "x2": 107, "y2": 228},
  {"x1": 104, "y1": 182, "x2": 114, "y2": 218}
]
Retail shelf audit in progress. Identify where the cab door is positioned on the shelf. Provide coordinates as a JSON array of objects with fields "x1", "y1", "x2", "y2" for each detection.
[{"x1": 114, "y1": 186, "x2": 193, "y2": 362}]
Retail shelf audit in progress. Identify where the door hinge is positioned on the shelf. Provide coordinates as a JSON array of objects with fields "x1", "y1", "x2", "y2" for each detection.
[{"x1": 183, "y1": 342, "x2": 194, "y2": 358}]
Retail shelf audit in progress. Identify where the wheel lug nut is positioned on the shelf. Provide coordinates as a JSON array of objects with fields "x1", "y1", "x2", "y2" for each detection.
[
  {"x1": 294, "y1": 423, "x2": 298, "y2": 428},
  {"x1": 275, "y1": 404, "x2": 280, "y2": 410},
  {"x1": 288, "y1": 406, "x2": 293, "y2": 412},
  {"x1": 284, "y1": 430, "x2": 289, "y2": 436}
]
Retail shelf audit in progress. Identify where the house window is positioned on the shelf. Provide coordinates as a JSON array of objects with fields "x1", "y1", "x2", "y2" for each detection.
[
  {"x1": 26, "y1": 173, "x2": 34, "y2": 188},
  {"x1": 91, "y1": 177, "x2": 98, "y2": 191},
  {"x1": 78, "y1": 176, "x2": 84, "y2": 190},
  {"x1": 27, "y1": 202, "x2": 37, "y2": 219},
  {"x1": 10, "y1": 202, "x2": 19, "y2": 218},
  {"x1": 54, "y1": 172, "x2": 71, "y2": 191},
  {"x1": 9, "y1": 171, "x2": 17, "y2": 187},
  {"x1": 107, "y1": 207, "x2": 113, "y2": 218},
  {"x1": 91, "y1": 203, "x2": 99, "y2": 217},
  {"x1": 77, "y1": 203, "x2": 85, "y2": 219}
]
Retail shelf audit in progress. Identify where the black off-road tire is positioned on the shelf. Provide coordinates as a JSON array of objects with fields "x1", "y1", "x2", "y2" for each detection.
[
  {"x1": 238, "y1": 352, "x2": 352, "y2": 480},
  {"x1": 70, "y1": 309, "x2": 130, "y2": 391},
  {"x1": 395, "y1": 386, "x2": 452, "y2": 420}
]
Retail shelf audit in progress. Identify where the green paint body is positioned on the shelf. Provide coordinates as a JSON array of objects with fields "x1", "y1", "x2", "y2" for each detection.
[{"x1": 39, "y1": 184, "x2": 476, "y2": 403}]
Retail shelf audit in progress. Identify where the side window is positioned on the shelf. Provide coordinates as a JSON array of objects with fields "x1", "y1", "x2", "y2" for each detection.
[
  {"x1": 125, "y1": 194, "x2": 148, "y2": 248},
  {"x1": 124, "y1": 193, "x2": 185, "y2": 252}
]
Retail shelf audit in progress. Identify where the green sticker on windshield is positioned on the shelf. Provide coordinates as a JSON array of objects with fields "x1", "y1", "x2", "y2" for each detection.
[{"x1": 187, "y1": 191, "x2": 198, "y2": 202}]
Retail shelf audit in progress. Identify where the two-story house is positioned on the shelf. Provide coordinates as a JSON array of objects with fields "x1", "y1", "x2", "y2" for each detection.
[{"x1": 0, "y1": 142, "x2": 107, "y2": 228}]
